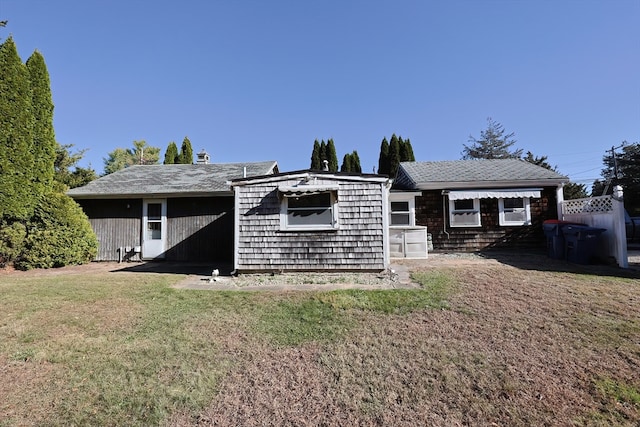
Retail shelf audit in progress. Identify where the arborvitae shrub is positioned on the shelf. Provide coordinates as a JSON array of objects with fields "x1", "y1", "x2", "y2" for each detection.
[
  {"x1": 0, "y1": 220, "x2": 27, "y2": 267},
  {"x1": 16, "y1": 193, "x2": 97, "y2": 270}
]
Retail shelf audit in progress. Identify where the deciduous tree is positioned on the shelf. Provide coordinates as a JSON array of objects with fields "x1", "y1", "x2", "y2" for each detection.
[
  {"x1": 596, "y1": 142, "x2": 640, "y2": 214},
  {"x1": 103, "y1": 140, "x2": 160, "y2": 174}
]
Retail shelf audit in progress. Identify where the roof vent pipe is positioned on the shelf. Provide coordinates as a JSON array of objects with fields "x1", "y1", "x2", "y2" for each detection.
[
  {"x1": 243, "y1": 166, "x2": 247, "y2": 178},
  {"x1": 322, "y1": 160, "x2": 329, "y2": 171}
]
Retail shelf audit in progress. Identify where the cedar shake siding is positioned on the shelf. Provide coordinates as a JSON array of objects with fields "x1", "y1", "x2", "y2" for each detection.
[
  {"x1": 233, "y1": 173, "x2": 389, "y2": 272},
  {"x1": 416, "y1": 187, "x2": 559, "y2": 251},
  {"x1": 395, "y1": 160, "x2": 569, "y2": 252}
]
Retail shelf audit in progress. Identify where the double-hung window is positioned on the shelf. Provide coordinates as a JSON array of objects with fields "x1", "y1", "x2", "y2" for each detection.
[
  {"x1": 280, "y1": 187, "x2": 338, "y2": 231},
  {"x1": 499, "y1": 197, "x2": 531, "y2": 226},
  {"x1": 449, "y1": 198, "x2": 481, "y2": 227}
]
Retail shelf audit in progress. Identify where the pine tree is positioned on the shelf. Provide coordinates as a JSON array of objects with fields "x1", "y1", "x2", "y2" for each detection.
[
  {"x1": 164, "y1": 141, "x2": 179, "y2": 164},
  {"x1": 310, "y1": 139, "x2": 321, "y2": 170},
  {"x1": 179, "y1": 136, "x2": 194, "y2": 164},
  {"x1": 462, "y1": 118, "x2": 522, "y2": 159},
  {"x1": 388, "y1": 134, "x2": 401, "y2": 178},
  {"x1": 0, "y1": 37, "x2": 36, "y2": 220},
  {"x1": 377, "y1": 137, "x2": 389, "y2": 175},
  {"x1": 26, "y1": 51, "x2": 56, "y2": 194},
  {"x1": 54, "y1": 143, "x2": 97, "y2": 190},
  {"x1": 326, "y1": 139, "x2": 339, "y2": 172}
]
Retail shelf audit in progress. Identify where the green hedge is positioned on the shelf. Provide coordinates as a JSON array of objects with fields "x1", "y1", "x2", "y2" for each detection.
[{"x1": 1, "y1": 192, "x2": 98, "y2": 270}]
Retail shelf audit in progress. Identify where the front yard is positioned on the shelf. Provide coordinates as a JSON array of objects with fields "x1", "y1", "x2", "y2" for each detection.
[{"x1": 1, "y1": 254, "x2": 639, "y2": 426}]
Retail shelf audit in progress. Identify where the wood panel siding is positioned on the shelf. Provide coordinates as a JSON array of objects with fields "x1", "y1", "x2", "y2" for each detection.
[
  {"x1": 77, "y1": 199, "x2": 142, "y2": 261},
  {"x1": 235, "y1": 178, "x2": 386, "y2": 272},
  {"x1": 165, "y1": 197, "x2": 234, "y2": 262},
  {"x1": 416, "y1": 188, "x2": 558, "y2": 252},
  {"x1": 79, "y1": 197, "x2": 235, "y2": 262}
]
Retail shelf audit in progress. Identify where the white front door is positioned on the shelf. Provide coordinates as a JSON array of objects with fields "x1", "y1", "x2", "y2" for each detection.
[{"x1": 142, "y1": 199, "x2": 166, "y2": 259}]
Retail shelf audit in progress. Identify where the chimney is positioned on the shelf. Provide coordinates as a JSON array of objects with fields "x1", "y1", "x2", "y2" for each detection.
[
  {"x1": 322, "y1": 160, "x2": 329, "y2": 171},
  {"x1": 196, "y1": 149, "x2": 210, "y2": 164}
]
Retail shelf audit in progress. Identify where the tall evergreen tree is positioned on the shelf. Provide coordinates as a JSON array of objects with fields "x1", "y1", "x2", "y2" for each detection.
[
  {"x1": 340, "y1": 153, "x2": 353, "y2": 172},
  {"x1": 401, "y1": 138, "x2": 415, "y2": 161},
  {"x1": 523, "y1": 151, "x2": 555, "y2": 171},
  {"x1": 0, "y1": 37, "x2": 36, "y2": 220},
  {"x1": 310, "y1": 139, "x2": 321, "y2": 170},
  {"x1": 377, "y1": 137, "x2": 389, "y2": 175},
  {"x1": 26, "y1": 50, "x2": 56, "y2": 193},
  {"x1": 326, "y1": 138, "x2": 339, "y2": 172},
  {"x1": 351, "y1": 150, "x2": 362, "y2": 173},
  {"x1": 179, "y1": 136, "x2": 194, "y2": 164},
  {"x1": 164, "y1": 141, "x2": 179, "y2": 164},
  {"x1": 319, "y1": 140, "x2": 327, "y2": 167},
  {"x1": 462, "y1": 117, "x2": 523, "y2": 159},
  {"x1": 388, "y1": 134, "x2": 402, "y2": 178}
]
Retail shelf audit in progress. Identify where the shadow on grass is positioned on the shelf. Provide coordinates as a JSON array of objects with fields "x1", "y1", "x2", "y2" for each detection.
[
  {"x1": 110, "y1": 261, "x2": 234, "y2": 276},
  {"x1": 476, "y1": 249, "x2": 640, "y2": 280}
]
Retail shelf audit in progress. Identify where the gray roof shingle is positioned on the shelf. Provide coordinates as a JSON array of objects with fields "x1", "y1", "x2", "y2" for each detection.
[
  {"x1": 395, "y1": 159, "x2": 569, "y2": 190},
  {"x1": 67, "y1": 161, "x2": 278, "y2": 198}
]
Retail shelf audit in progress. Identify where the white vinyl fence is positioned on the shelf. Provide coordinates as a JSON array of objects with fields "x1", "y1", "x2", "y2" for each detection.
[{"x1": 560, "y1": 186, "x2": 628, "y2": 268}]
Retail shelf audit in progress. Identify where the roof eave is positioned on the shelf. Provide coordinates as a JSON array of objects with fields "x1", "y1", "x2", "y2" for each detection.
[
  {"x1": 68, "y1": 190, "x2": 234, "y2": 200},
  {"x1": 231, "y1": 171, "x2": 389, "y2": 186},
  {"x1": 414, "y1": 178, "x2": 569, "y2": 191}
]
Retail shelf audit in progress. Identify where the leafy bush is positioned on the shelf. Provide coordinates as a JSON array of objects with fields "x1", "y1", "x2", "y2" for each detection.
[
  {"x1": 15, "y1": 192, "x2": 97, "y2": 270},
  {"x1": 0, "y1": 220, "x2": 27, "y2": 267}
]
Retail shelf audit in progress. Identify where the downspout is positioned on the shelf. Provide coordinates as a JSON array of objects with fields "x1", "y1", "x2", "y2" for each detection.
[{"x1": 441, "y1": 190, "x2": 450, "y2": 240}]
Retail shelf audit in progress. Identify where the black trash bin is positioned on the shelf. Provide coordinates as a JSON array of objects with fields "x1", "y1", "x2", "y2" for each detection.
[
  {"x1": 543, "y1": 220, "x2": 582, "y2": 259},
  {"x1": 561, "y1": 225, "x2": 606, "y2": 264}
]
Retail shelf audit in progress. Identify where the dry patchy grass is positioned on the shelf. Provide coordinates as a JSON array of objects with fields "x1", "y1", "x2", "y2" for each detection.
[{"x1": 2, "y1": 256, "x2": 640, "y2": 426}]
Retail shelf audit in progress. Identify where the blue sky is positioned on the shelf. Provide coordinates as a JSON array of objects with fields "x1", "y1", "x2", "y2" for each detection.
[{"x1": 2, "y1": 0, "x2": 638, "y2": 187}]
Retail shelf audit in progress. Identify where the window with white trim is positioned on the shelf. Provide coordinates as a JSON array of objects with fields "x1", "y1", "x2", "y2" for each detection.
[
  {"x1": 499, "y1": 197, "x2": 531, "y2": 226},
  {"x1": 389, "y1": 193, "x2": 418, "y2": 226},
  {"x1": 280, "y1": 191, "x2": 338, "y2": 230},
  {"x1": 449, "y1": 198, "x2": 481, "y2": 227}
]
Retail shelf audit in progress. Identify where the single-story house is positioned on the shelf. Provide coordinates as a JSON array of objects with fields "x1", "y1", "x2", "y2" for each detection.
[
  {"x1": 67, "y1": 159, "x2": 278, "y2": 262},
  {"x1": 392, "y1": 159, "x2": 569, "y2": 251},
  {"x1": 230, "y1": 170, "x2": 391, "y2": 273}
]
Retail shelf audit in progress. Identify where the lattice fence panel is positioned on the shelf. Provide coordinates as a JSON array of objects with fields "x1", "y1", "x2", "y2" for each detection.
[{"x1": 562, "y1": 196, "x2": 613, "y2": 215}]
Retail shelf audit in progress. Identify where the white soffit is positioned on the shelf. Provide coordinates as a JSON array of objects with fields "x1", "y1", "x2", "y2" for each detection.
[{"x1": 447, "y1": 188, "x2": 542, "y2": 200}]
